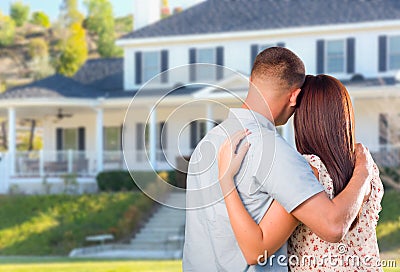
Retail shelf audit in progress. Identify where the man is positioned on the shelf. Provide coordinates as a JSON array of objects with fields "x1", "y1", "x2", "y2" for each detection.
[{"x1": 183, "y1": 47, "x2": 372, "y2": 271}]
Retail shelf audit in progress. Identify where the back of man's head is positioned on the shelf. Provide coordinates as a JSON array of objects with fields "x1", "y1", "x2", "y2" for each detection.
[{"x1": 251, "y1": 47, "x2": 305, "y2": 94}]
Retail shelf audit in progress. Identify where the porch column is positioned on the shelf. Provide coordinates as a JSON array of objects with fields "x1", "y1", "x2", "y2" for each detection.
[
  {"x1": 149, "y1": 107, "x2": 157, "y2": 169},
  {"x1": 8, "y1": 107, "x2": 16, "y2": 176},
  {"x1": 96, "y1": 108, "x2": 104, "y2": 173},
  {"x1": 206, "y1": 104, "x2": 214, "y2": 132}
]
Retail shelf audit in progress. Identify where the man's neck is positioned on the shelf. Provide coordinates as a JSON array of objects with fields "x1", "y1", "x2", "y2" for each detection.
[{"x1": 241, "y1": 100, "x2": 274, "y2": 124}]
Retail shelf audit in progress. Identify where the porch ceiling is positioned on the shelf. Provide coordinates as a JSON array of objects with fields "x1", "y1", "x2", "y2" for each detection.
[{"x1": 0, "y1": 105, "x2": 97, "y2": 119}]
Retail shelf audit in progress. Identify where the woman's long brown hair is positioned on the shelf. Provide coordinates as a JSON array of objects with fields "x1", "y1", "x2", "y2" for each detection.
[{"x1": 294, "y1": 75, "x2": 358, "y2": 229}]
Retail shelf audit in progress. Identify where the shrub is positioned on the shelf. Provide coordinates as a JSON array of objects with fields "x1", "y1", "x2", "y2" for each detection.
[
  {"x1": 96, "y1": 170, "x2": 140, "y2": 192},
  {"x1": 10, "y1": 1, "x2": 30, "y2": 27},
  {"x1": 31, "y1": 11, "x2": 51, "y2": 28},
  {"x1": 28, "y1": 38, "x2": 48, "y2": 59},
  {"x1": 0, "y1": 12, "x2": 16, "y2": 47}
]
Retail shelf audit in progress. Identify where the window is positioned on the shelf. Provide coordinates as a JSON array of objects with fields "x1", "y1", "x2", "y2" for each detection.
[
  {"x1": 258, "y1": 44, "x2": 274, "y2": 52},
  {"x1": 103, "y1": 127, "x2": 121, "y2": 151},
  {"x1": 326, "y1": 40, "x2": 345, "y2": 73},
  {"x1": 389, "y1": 36, "x2": 400, "y2": 70},
  {"x1": 143, "y1": 51, "x2": 160, "y2": 82},
  {"x1": 196, "y1": 48, "x2": 216, "y2": 81},
  {"x1": 190, "y1": 121, "x2": 207, "y2": 149},
  {"x1": 63, "y1": 128, "x2": 78, "y2": 150}
]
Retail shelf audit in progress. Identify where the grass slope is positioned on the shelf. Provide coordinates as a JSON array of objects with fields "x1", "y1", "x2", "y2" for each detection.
[{"x1": 0, "y1": 193, "x2": 154, "y2": 255}]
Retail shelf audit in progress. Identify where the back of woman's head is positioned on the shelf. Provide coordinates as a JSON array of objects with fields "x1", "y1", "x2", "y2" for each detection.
[{"x1": 294, "y1": 75, "x2": 356, "y2": 197}]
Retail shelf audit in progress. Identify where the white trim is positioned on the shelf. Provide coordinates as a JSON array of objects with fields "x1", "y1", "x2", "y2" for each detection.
[
  {"x1": 96, "y1": 108, "x2": 104, "y2": 172},
  {"x1": 116, "y1": 20, "x2": 400, "y2": 47},
  {"x1": 8, "y1": 107, "x2": 16, "y2": 176}
]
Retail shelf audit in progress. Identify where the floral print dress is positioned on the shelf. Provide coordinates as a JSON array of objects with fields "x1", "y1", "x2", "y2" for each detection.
[{"x1": 288, "y1": 154, "x2": 384, "y2": 272}]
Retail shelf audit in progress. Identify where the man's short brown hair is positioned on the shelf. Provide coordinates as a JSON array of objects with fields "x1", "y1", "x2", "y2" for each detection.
[{"x1": 251, "y1": 47, "x2": 305, "y2": 91}]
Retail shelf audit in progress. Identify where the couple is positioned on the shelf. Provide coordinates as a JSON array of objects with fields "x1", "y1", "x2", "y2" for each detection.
[{"x1": 182, "y1": 47, "x2": 383, "y2": 271}]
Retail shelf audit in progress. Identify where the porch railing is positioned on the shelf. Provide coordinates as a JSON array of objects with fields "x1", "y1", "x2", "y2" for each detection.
[
  {"x1": 12, "y1": 149, "x2": 172, "y2": 177},
  {"x1": 15, "y1": 150, "x2": 96, "y2": 177},
  {"x1": 371, "y1": 145, "x2": 400, "y2": 168}
]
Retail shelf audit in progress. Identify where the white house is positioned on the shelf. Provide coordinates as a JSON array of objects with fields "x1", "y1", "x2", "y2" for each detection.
[{"x1": 0, "y1": 0, "x2": 400, "y2": 194}]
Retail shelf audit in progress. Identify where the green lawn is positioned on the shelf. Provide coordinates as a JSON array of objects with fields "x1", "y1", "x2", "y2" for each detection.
[
  {"x1": 377, "y1": 190, "x2": 400, "y2": 260},
  {"x1": 0, "y1": 193, "x2": 155, "y2": 255},
  {"x1": 0, "y1": 258, "x2": 181, "y2": 272}
]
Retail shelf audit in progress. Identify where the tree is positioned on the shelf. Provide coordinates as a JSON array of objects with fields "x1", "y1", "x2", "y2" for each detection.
[
  {"x1": 55, "y1": 0, "x2": 87, "y2": 76},
  {"x1": 59, "y1": 0, "x2": 84, "y2": 27},
  {"x1": 0, "y1": 11, "x2": 16, "y2": 47},
  {"x1": 31, "y1": 11, "x2": 51, "y2": 28},
  {"x1": 84, "y1": 0, "x2": 122, "y2": 57},
  {"x1": 10, "y1": 1, "x2": 30, "y2": 27},
  {"x1": 56, "y1": 22, "x2": 88, "y2": 76}
]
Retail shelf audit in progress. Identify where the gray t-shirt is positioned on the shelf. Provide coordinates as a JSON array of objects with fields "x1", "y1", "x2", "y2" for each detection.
[{"x1": 183, "y1": 108, "x2": 324, "y2": 272}]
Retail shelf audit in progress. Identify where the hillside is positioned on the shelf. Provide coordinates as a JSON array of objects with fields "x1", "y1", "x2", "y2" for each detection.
[{"x1": 0, "y1": 14, "x2": 132, "y2": 92}]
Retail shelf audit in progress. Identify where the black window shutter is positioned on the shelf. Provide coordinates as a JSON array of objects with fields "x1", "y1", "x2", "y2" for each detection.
[
  {"x1": 189, "y1": 48, "x2": 197, "y2": 82},
  {"x1": 316, "y1": 40, "x2": 325, "y2": 74},
  {"x1": 346, "y1": 38, "x2": 355, "y2": 74},
  {"x1": 56, "y1": 128, "x2": 63, "y2": 150},
  {"x1": 190, "y1": 121, "x2": 197, "y2": 149},
  {"x1": 135, "y1": 51, "x2": 142, "y2": 85},
  {"x1": 78, "y1": 127, "x2": 85, "y2": 151},
  {"x1": 136, "y1": 123, "x2": 144, "y2": 150},
  {"x1": 378, "y1": 35, "x2": 387, "y2": 72},
  {"x1": 250, "y1": 44, "x2": 259, "y2": 70},
  {"x1": 216, "y1": 46, "x2": 224, "y2": 80},
  {"x1": 159, "y1": 122, "x2": 167, "y2": 149},
  {"x1": 161, "y1": 50, "x2": 169, "y2": 83},
  {"x1": 277, "y1": 42, "x2": 285, "y2": 47}
]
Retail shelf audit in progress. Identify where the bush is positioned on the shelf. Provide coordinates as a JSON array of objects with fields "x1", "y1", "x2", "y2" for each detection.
[
  {"x1": 28, "y1": 38, "x2": 48, "y2": 59},
  {"x1": 31, "y1": 11, "x2": 51, "y2": 28},
  {"x1": 10, "y1": 1, "x2": 30, "y2": 27},
  {"x1": 0, "y1": 12, "x2": 16, "y2": 47},
  {"x1": 97, "y1": 170, "x2": 139, "y2": 192},
  {"x1": 96, "y1": 170, "x2": 177, "y2": 192}
]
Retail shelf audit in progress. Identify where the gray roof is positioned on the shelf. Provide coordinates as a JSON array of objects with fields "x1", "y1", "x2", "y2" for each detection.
[
  {"x1": 0, "y1": 73, "x2": 203, "y2": 100},
  {"x1": 73, "y1": 58, "x2": 124, "y2": 91},
  {"x1": 0, "y1": 74, "x2": 103, "y2": 100},
  {"x1": 121, "y1": 0, "x2": 400, "y2": 40}
]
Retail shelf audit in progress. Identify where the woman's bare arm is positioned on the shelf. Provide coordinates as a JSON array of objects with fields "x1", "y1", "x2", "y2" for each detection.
[{"x1": 218, "y1": 130, "x2": 298, "y2": 265}]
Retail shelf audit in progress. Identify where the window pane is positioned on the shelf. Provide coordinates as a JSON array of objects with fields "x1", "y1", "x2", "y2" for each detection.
[
  {"x1": 104, "y1": 127, "x2": 120, "y2": 151},
  {"x1": 64, "y1": 128, "x2": 78, "y2": 150},
  {"x1": 143, "y1": 51, "x2": 160, "y2": 82},
  {"x1": 197, "y1": 48, "x2": 215, "y2": 63},
  {"x1": 259, "y1": 44, "x2": 273, "y2": 52},
  {"x1": 197, "y1": 48, "x2": 216, "y2": 81},
  {"x1": 327, "y1": 40, "x2": 344, "y2": 73},
  {"x1": 389, "y1": 36, "x2": 400, "y2": 70}
]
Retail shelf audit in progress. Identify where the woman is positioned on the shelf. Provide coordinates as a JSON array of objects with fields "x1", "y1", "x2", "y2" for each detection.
[{"x1": 218, "y1": 75, "x2": 383, "y2": 271}]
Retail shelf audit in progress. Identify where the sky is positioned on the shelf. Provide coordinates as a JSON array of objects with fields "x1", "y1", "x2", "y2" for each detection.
[{"x1": 0, "y1": 0, "x2": 205, "y2": 20}]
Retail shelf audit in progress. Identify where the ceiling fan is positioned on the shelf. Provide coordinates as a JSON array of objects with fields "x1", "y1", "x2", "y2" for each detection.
[{"x1": 55, "y1": 108, "x2": 73, "y2": 121}]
